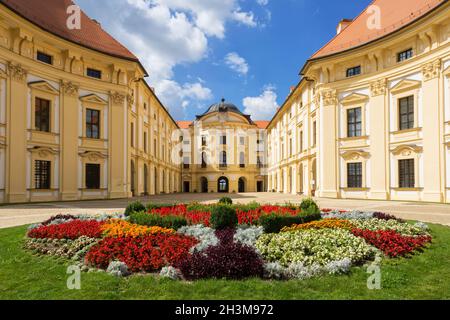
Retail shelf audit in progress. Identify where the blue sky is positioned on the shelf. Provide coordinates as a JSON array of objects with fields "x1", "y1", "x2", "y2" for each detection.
[{"x1": 77, "y1": 0, "x2": 372, "y2": 121}]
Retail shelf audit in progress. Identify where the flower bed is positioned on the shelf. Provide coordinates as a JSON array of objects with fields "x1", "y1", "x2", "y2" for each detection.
[{"x1": 23, "y1": 200, "x2": 434, "y2": 281}]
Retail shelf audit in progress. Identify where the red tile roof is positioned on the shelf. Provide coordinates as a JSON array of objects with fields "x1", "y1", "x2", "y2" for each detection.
[
  {"x1": 254, "y1": 121, "x2": 270, "y2": 129},
  {"x1": 177, "y1": 121, "x2": 192, "y2": 129},
  {"x1": 311, "y1": 0, "x2": 445, "y2": 59},
  {"x1": 1, "y1": 0, "x2": 139, "y2": 62}
]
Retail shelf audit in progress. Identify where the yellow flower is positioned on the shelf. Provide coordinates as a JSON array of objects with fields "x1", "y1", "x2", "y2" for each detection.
[
  {"x1": 101, "y1": 219, "x2": 175, "y2": 238},
  {"x1": 281, "y1": 219, "x2": 355, "y2": 232}
]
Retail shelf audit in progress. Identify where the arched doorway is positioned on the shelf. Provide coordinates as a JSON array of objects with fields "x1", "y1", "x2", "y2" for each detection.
[
  {"x1": 238, "y1": 177, "x2": 245, "y2": 193},
  {"x1": 130, "y1": 160, "x2": 135, "y2": 196},
  {"x1": 218, "y1": 177, "x2": 229, "y2": 193},
  {"x1": 200, "y1": 177, "x2": 208, "y2": 193},
  {"x1": 144, "y1": 164, "x2": 148, "y2": 195}
]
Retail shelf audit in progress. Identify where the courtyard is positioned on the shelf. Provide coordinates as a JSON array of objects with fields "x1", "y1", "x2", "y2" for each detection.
[{"x1": 1, "y1": 192, "x2": 450, "y2": 229}]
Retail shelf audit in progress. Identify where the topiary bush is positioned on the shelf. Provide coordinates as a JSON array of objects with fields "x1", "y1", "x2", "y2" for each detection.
[
  {"x1": 130, "y1": 213, "x2": 187, "y2": 230},
  {"x1": 218, "y1": 197, "x2": 233, "y2": 205},
  {"x1": 210, "y1": 205, "x2": 238, "y2": 230},
  {"x1": 125, "y1": 201, "x2": 146, "y2": 216},
  {"x1": 258, "y1": 212, "x2": 321, "y2": 233},
  {"x1": 300, "y1": 197, "x2": 320, "y2": 214}
]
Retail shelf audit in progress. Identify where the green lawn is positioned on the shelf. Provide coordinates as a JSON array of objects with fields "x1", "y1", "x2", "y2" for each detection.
[{"x1": 0, "y1": 224, "x2": 449, "y2": 300}]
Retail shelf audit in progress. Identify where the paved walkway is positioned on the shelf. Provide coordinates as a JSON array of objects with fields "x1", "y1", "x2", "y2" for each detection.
[{"x1": 1, "y1": 192, "x2": 450, "y2": 229}]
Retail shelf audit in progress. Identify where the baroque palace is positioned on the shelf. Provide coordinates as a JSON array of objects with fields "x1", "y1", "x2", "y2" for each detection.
[
  {"x1": 267, "y1": 0, "x2": 450, "y2": 203},
  {"x1": 0, "y1": 0, "x2": 449, "y2": 204}
]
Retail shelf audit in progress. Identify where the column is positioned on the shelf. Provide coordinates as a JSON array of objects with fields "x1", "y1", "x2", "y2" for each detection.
[
  {"x1": 422, "y1": 60, "x2": 443, "y2": 202},
  {"x1": 369, "y1": 79, "x2": 388, "y2": 200},
  {"x1": 318, "y1": 89, "x2": 339, "y2": 198}
]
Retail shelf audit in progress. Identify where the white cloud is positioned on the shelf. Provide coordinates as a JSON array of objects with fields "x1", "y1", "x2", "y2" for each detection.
[
  {"x1": 256, "y1": 0, "x2": 269, "y2": 6},
  {"x1": 225, "y1": 52, "x2": 249, "y2": 76},
  {"x1": 243, "y1": 85, "x2": 279, "y2": 120},
  {"x1": 76, "y1": 0, "x2": 264, "y2": 119},
  {"x1": 231, "y1": 10, "x2": 257, "y2": 27}
]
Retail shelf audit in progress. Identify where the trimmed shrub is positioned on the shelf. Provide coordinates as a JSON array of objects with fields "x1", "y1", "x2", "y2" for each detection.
[
  {"x1": 218, "y1": 197, "x2": 233, "y2": 205},
  {"x1": 125, "y1": 201, "x2": 146, "y2": 216},
  {"x1": 146, "y1": 203, "x2": 176, "y2": 211},
  {"x1": 258, "y1": 212, "x2": 321, "y2": 233},
  {"x1": 300, "y1": 197, "x2": 320, "y2": 214},
  {"x1": 130, "y1": 213, "x2": 187, "y2": 230},
  {"x1": 210, "y1": 205, "x2": 238, "y2": 230}
]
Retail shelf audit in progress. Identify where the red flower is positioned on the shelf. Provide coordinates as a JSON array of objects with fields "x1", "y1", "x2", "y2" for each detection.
[
  {"x1": 352, "y1": 228, "x2": 432, "y2": 258},
  {"x1": 28, "y1": 220, "x2": 104, "y2": 239}
]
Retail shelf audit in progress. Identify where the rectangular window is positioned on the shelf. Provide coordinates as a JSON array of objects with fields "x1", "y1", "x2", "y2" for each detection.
[
  {"x1": 35, "y1": 98, "x2": 51, "y2": 132},
  {"x1": 202, "y1": 136, "x2": 207, "y2": 147},
  {"x1": 240, "y1": 137, "x2": 245, "y2": 145},
  {"x1": 221, "y1": 136, "x2": 227, "y2": 145},
  {"x1": 35, "y1": 160, "x2": 51, "y2": 189},
  {"x1": 347, "y1": 107, "x2": 362, "y2": 137},
  {"x1": 399, "y1": 159, "x2": 415, "y2": 188},
  {"x1": 87, "y1": 68, "x2": 102, "y2": 79},
  {"x1": 37, "y1": 51, "x2": 53, "y2": 65},
  {"x1": 85, "y1": 164, "x2": 100, "y2": 189},
  {"x1": 347, "y1": 162, "x2": 362, "y2": 188},
  {"x1": 183, "y1": 157, "x2": 190, "y2": 169},
  {"x1": 289, "y1": 138, "x2": 293, "y2": 157},
  {"x1": 154, "y1": 139, "x2": 157, "y2": 156},
  {"x1": 257, "y1": 156, "x2": 263, "y2": 169},
  {"x1": 130, "y1": 123, "x2": 134, "y2": 147},
  {"x1": 144, "y1": 132, "x2": 147, "y2": 152},
  {"x1": 346, "y1": 66, "x2": 361, "y2": 77},
  {"x1": 312, "y1": 121, "x2": 317, "y2": 146},
  {"x1": 86, "y1": 109, "x2": 100, "y2": 139},
  {"x1": 300, "y1": 131, "x2": 303, "y2": 151},
  {"x1": 399, "y1": 96, "x2": 414, "y2": 130},
  {"x1": 398, "y1": 48, "x2": 413, "y2": 62}
]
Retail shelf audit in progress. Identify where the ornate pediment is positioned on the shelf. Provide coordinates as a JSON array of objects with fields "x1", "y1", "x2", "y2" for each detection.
[
  {"x1": 79, "y1": 151, "x2": 108, "y2": 161},
  {"x1": 341, "y1": 150, "x2": 370, "y2": 161},
  {"x1": 80, "y1": 94, "x2": 107, "y2": 105},
  {"x1": 390, "y1": 79, "x2": 421, "y2": 94},
  {"x1": 340, "y1": 93, "x2": 369, "y2": 105},
  {"x1": 29, "y1": 147, "x2": 59, "y2": 157},
  {"x1": 391, "y1": 144, "x2": 423, "y2": 156},
  {"x1": 28, "y1": 81, "x2": 59, "y2": 95}
]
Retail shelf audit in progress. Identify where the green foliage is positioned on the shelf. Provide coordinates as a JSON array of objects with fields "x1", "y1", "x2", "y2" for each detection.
[
  {"x1": 129, "y1": 213, "x2": 187, "y2": 230},
  {"x1": 187, "y1": 202, "x2": 214, "y2": 212},
  {"x1": 210, "y1": 205, "x2": 238, "y2": 230},
  {"x1": 300, "y1": 198, "x2": 320, "y2": 214},
  {"x1": 124, "y1": 201, "x2": 146, "y2": 216},
  {"x1": 146, "y1": 203, "x2": 176, "y2": 211},
  {"x1": 233, "y1": 201, "x2": 261, "y2": 212},
  {"x1": 218, "y1": 197, "x2": 233, "y2": 205},
  {"x1": 258, "y1": 212, "x2": 321, "y2": 233}
]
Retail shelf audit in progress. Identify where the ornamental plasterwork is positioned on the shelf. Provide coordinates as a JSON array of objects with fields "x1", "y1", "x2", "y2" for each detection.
[
  {"x1": 370, "y1": 79, "x2": 387, "y2": 97},
  {"x1": 422, "y1": 59, "x2": 441, "y2": 81},
  {"x1": 110, "y1": 91, "x2": 126, "y2": 105},
  {"x1": 341, "y1": 150, "x2": 370, "y2": 161},
  {"x1": 29, "y1": 147, "x2": 59, "y2": 158},
  {"x1": 61, "y1": 81, "x2": 79, "y2": 97},
  {"x1": 127, "y1": 92, "x2": 135, "y2": 105},
  {"x1": 8, "y1": 62, "x2": 27, "y2": 82},
  {"x1": 79, "y1": 151, "x2": 108, "y2": 161},
  {"x1": 321, "y1": 89, "x2": 337, "y2": 106},
  {"x1": 391, "y1": 145, "x2": 423, "y2": 156}
]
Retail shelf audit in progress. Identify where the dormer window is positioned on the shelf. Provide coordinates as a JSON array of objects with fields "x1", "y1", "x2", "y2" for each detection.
[
  {"x1": 397, "y1": 48, "x2": 413, "y2": 62},
  {"x1": 346, "y1": 66, "x2": 361, "y2": 78},
  {"x1": 37, "y1": 51, "x2": 53, "y2": 65},
  {"x1": 87, "y1": 68, "x2": 102, "y2": 79}
]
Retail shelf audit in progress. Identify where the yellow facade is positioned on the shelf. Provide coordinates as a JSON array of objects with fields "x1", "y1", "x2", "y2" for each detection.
[
  {"x1": 0, "y1": 5, "x2": 180, "y2": 203},
  {"x1": 267, "y1": 2, "x2": 450, "y2": 203},
  {"x1": 180, "y1": 102, "x2": 267, "y2": 194}
]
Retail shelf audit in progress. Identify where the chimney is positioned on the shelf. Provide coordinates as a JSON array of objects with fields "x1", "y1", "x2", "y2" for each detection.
[{"x1": 336, "y1": 19, "x2": 352, "y2": 35}]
